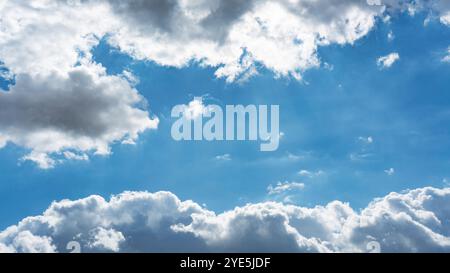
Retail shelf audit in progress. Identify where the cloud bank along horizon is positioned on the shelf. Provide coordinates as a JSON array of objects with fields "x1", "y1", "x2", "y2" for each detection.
[{"x1": 1, "y1": 186, "x2": 450, "y2": 253}]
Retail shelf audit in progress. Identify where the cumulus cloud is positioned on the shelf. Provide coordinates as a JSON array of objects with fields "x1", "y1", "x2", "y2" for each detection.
[
  {"x1": 0, "y1": 0, "x2": 111, "y2": 75},
  {"x1": 88, "y1": 227, "x2": 125, "y2": 252},
  {"x1": 0, "y1": 1, "x2": 158, "y2": 168},
  {"x1": 0, "y1": 64, "x2": 158, "y2": 168},
  {"x1": 377, "y1": 52, "x2": 400, "y2": 69},
  {"x1": 1, "y1": 186, "x2": 450, "y2": 253},
  {"x1": 104, "y1": 0, "x2": 383, "y2": 81},
  {"x1": 100, "y1": 0, "x2": 450, "y2": 80},
  {"x1": 1, "y1": 0, "x2": 449, "y2": 82},
  {"x1": 0, "y1": 0, "x2": 390, "y2": 82}
]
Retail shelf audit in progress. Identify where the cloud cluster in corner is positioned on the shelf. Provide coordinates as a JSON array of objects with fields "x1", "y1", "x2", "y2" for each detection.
[{"x1": 1, "y1": 186, "x2": 450, "y2": 253}]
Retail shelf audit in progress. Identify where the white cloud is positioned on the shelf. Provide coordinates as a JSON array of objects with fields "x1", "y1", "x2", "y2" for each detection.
[
  {"x1": 215, "y1": 154, "x2": 231, "y2": 161},
  {"x1": 298, "y1": 170, "x2": 325, "y2": 178},
  {"x1": 2, "y1": 187, "x2": 450, "y2": 252},
  {"x1": 88, "y1": 227, "x2": 125, "y2": 252},
  {"x1": 63, "y1": 151, "x2": 89, "y2": 162},
  {"x1": 21, "y1": 152, "x2": 57, "y2": 170},
  {"x1": 100, "y1": 0, "x2": 450, "y2": 81},
  {"x1": 183, "y1": 97, "x2": 209, "y2": 120},
  {"x1": 377, "y1": 52, "x2": 400, "y2": 69},
  {"x1": 0, "y1": 1, "x2": 159, "y2": 168},
  {"x1": 1, "y1": 0, "x2": 449, "y2": 80},
  {"x1": 0, "y1": 64, "x2": 159, "y2": 168},
  {"x1": 385, "y1": 168, "x2": 395, "y2": 176},
  {"x1": 267, "y1": 181, "x2": 305, "y2": 195},
  {"x1": 0, "y1": 0, "x2": 389, "y2": 83},
  {"x1": 443, "y1": 47, "x2": 450, "y2": 63},
  {"x1": 442, "y1": 13, "x2": 450, "y2": 26},
  {"x1": 359, "y1": 136, "x2": 374, "y2": 144},
  {"x1": 0, "y1": 0, "x2": 111, "y2": 76},
  {"x1": 387, "y1": 30, "x2": 395, "y2": 42}
]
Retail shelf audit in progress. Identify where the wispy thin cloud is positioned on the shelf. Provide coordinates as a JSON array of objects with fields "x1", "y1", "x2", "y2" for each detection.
[
  {"x1": 267, "y1": 181, "x2": 305, "y2": 195},
  {"x1": 384, "y1": 168, "x2": 395, "y2": 176},
  {"x1": 215, "y1": 154, "x2": 231, "y2": 161}
]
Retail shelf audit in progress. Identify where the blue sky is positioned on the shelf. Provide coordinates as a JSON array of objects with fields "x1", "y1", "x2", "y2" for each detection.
[
  {"x1": 1, "y1": 10, "x2": 449, "y2": 232},
  {"x1": 2, "y1": 0, "x2": 450, "y2": 253}
]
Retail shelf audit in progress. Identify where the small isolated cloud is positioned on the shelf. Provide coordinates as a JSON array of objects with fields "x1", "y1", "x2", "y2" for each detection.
[
  {"x1": 377, "y1": 52, "x2": 400, "y2": 69},
  {"x1": 387, "y1": 31, "x2": 395, "y2": 42},
  {"x1": 267, "y1": 181, "x2": 305, "y2": 195},
  {"x1": 215, "y1": 154, "x2": 231, "y2": 161},
  {"x1": 350, "y1": 153, "x2": 373, "y2": 161},
  {"x1": 298, "y1": 170, "x2": 325, "y2": 178},
  {"x1": 2, "y1": 187, "x2": 450, "y2": 252},
  {"x1": 285, "y1": 152, "x2": 303, "y2": 162},
  {"x1": 358, "y1": 136, "x2": 374, "y2": 144},
  {"x1": 385, "y1": 168, "x2": 395, "y2": 176}
]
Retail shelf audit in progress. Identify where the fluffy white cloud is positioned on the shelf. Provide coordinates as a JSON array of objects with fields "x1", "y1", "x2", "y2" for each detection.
[
  {"x1": 88, "y1": 227, "x2": 125, "y2": 252},
  {"x1": 8, "y1": 0, "x2": 449, "y2": 82},
  {"x1": 1, "y1": 186, "x2": 450, "y2": 253},
  {"x1": 0, "y1": 0, "x2": 111, "y2": 75},
  {"x1": 377, "y1": 52, "x2": 400, "y2": 69},
  {"x1": 0, "y1": 64, "x2": 158, "y2": 168},
  {"x1": 0, "y1": 1, "x2": 158, "y2": 168},
  {"x1": 98, "y1": 0, "x2": 450, "y2": 81},
  {"x1": 104, "y1": 0, "x2": 383, "y2": 81},
  {"x1": 0, "y1": 0, "x2": 387, "y2": 82}
]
